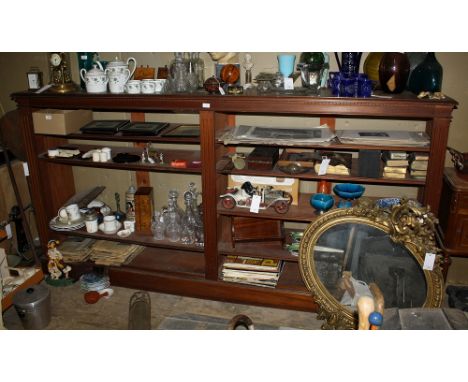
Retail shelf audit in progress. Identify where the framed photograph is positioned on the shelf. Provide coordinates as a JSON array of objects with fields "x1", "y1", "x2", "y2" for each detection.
[
  {"x1": 161, "y1": 124, "x2": 200, "y2": 138},
  {"x1": 80, "y1": 120, "x2": 130, "y2": 134},
  {"x1": 120, "y1": 122, "x2": 170, "y2": 136}
]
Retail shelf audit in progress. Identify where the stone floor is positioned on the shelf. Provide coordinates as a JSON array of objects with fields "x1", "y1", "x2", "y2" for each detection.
[{"x1": 2, "y1": 281, "x2": 323, "y2": 330}]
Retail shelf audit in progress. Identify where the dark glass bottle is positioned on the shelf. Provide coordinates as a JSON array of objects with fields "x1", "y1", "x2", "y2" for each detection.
[
  {"x1": 378, "y1": 52, "x2": 410, "y2": 94},
  {"x1": 408, "y1": 53, "x2": 443, "y2": 94}
]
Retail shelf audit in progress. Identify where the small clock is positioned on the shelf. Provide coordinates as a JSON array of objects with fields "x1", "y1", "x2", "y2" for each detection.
[
  {"x1": 50, "y1": 53, "x2": 62, "y2": 67},
  {"x1": 48, "y1": 52, "x2": 78, "y2": 93}
]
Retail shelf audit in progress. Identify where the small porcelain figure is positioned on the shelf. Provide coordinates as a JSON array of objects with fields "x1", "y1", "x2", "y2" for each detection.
[{"x1": 47, "y1": 240, "x2": 71, "y2": 280}]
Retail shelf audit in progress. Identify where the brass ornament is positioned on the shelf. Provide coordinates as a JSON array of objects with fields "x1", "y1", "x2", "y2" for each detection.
[
  {"x1": 48, "y1": 52, "x2": 78, "y2": 93},
  {"x1": 299, "y1": 198, "x2": 444, "y2": 330}
]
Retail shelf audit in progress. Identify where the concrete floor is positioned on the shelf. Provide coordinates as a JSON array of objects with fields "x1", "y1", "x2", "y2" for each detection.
[
  {"x1": 3, "y1": 281, "x2": 323, "y2": 330},
  {"x1": 3, "y1": 257, "x2": 467, "y2": 330}
]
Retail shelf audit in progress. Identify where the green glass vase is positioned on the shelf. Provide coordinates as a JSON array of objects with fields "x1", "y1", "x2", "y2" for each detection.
[{"x1": 408, "y1": 52, "x2": 443, "y2": 94}]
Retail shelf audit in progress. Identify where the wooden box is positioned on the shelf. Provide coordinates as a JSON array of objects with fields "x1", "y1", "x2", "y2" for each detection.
[
  {"x1": 134, "y1": 187, "x2": 154, "y2": 233},
  {"x1": 246, "y1": 147, "x2": 279, "y2": 170},
  {"x1": 231, "y1": 217, "x2": 284, "y2": 247},
  {"x1": 438, "y1": 168, "x2": 468, "y2": 256}
]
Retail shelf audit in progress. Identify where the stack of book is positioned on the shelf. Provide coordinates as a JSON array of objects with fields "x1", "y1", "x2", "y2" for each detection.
[
  {"x1": 409, "y1": 153, "x2": 429, "y2": 179},
  {"x1": 381, "y1": 151, "x2": 408, "y2": 179},
  {"x1": 221, "y1": 256, "x2": 283, "y2": 288}
]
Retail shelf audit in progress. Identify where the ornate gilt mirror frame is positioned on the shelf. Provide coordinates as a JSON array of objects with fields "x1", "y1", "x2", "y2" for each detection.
[{"x1": 299, "y1": 198, "x2": 444, "y2": 329}]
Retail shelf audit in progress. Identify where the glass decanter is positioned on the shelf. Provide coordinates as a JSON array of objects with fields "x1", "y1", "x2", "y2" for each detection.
[
  {"x1": 171, "y1": 52, "x2": 189, "y2": 93},
  {"x1": 180, "y1": 195, "x2": 196, "y2": 245},
  {"x1": 151, "y1": 211, "x2": 165, "y2": 240},
  {"x1": 165, "y1": 211, "x2": 181, "y2": 242},
  {"x1": 168, "y1": 189, "x2": 184, "y2": 222}
]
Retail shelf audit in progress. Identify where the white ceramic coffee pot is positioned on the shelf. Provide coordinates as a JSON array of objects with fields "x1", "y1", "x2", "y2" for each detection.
[{"x1": 80, "y1": 62, "x2": 108, "y2": 93}]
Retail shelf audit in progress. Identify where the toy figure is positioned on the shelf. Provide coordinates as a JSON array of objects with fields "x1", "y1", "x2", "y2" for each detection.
[{"x1": 47, "y1": 240, "x2": 71, "y2": 280}]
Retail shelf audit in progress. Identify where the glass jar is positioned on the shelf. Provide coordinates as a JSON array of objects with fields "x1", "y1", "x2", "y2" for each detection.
[{"x1": 84, "y1": 210, "x2": 98, "y2": 233}]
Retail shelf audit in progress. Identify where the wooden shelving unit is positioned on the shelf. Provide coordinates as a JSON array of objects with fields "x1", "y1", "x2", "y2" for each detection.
[{"x1": 12, "y1": 90, "x2": 457, "y2": 312}]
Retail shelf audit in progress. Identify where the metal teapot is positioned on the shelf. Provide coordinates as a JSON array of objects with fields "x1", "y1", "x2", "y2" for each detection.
[{"x1": 80, "y1": 62, "x2": 108, "y2": 93}]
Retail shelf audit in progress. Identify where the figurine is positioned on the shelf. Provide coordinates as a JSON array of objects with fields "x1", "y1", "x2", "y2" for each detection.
[
  {"x1": 47, "y1": 240, "x2": 71, "y2": 280},
  {"x1": 242, "y1": 53, "x2": 254, "y2": 87}
]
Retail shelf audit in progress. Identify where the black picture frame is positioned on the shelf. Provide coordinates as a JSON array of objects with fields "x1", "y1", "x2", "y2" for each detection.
[
  {"x1": 80, "y1": 120, "x2": 130, "y2": 134},
  {"x1": 119, "y1": 122, "x2": 170, "y2": 136},
  {"x1": 161, "y1": 124, "x2": 200, "y2": 138}
]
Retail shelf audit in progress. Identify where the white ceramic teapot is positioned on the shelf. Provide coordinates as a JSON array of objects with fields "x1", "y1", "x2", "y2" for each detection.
[
  {"x1": 80, "y1": 62, "x2": 108, "y2": 93},
  {"x1": 105, "y1": 56, "x2": 137, "y2": 79}
]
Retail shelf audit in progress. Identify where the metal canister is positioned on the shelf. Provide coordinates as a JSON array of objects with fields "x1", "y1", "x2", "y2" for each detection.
[{"x1": 12, "y1": 284, "x2": 51, "y2": 329}]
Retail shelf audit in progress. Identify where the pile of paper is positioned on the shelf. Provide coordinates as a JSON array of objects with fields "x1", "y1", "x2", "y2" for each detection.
[
  {"x1": 222, "y1": 124, "x2": 336, "y2": 146},
  {"x1": 89, "y1": 240, "x2": 145, "y2": 266},
  {"x1": 337, "y1": 130, "x2": 430, "y2": 147},
  {"x1": 58, "y1": 238, "x2": 95, "y2": 263}
]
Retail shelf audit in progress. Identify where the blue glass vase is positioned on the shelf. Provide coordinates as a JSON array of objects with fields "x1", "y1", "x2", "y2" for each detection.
[{"x1": 408, "y1": 52, "x2": 443, "y2": 94}]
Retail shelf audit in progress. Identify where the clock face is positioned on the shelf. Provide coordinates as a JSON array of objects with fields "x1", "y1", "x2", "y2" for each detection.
[{"x1": 50, "y1": 53, "x2": 62, "y2": 67}]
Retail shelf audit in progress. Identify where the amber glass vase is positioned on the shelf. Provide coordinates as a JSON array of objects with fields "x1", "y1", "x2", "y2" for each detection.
[{"x1": 378, "y1": 52, "x2": 410, "y2": 94}]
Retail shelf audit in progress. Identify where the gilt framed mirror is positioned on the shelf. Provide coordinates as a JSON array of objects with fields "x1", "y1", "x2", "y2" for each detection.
[{"x1": 299, "y1": 198, "x2": 444, "y2": 329}]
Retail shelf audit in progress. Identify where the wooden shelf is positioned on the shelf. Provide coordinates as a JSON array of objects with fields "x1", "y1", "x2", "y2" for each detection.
[
  {"x1": 120, "y1": 246, "x2": 205, "y2": 278},
  {"x1": 39, "y1": 144, "x2": 202, "y2": 174},
  {"x1": 218, "y1": 192, "x2": 380, "y2": 222},
  {"x1": 218, "y1": 158, "x2": 426, "y2": 186},
  {"x1": 48, "y1": 226, "x2": 204, "y2": 253},
  {"x1": 62, "y1": 123, "x2": 200, "y2": 145},
  {"x1": 218, "y1": 241, "x2": 298, "y2": 262}
]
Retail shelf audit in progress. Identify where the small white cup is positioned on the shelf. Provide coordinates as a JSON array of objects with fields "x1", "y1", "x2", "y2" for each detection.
[
  {"x1": 99, "y1": 151, "x2": 108, "y2": 162},
  {"x1": 153, "y1": 79, "x2": 166, "y2": 94},
  {"x1": 92, "y1": 150, "x2": 101, "y2": 162},
  {"x1": 103, "y1": 215, "x2": 118, "y2": 232},
  {"x1": 125, "y1": 80, "x2": 141, "y2": 94},
  {"x1": 58, "y1": 203, "x2": 81, "y2": 223},
  {"x1": 101, "y1": 147, "x2": 111, "y2": 160},
  {"x1": 141, "y1": 79, "x2": 156, "y2": 94},
  {"x1": 123, "y1": 220, "x2": 135, "y2": 232}
]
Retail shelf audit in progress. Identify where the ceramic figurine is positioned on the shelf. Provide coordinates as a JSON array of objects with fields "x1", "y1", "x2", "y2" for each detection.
[{"x1": 47, "y1": 240, "x2": 71, "y2": 280}]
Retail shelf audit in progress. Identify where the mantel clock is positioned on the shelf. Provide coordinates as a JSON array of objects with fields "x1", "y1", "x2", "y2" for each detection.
[{"x1": 48, "y1": 52, "x2": 78, "y2": 93}]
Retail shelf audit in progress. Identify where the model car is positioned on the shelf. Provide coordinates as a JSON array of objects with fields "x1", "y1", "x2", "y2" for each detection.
[{"x1": 219, "y1": 181, "x2": 292, "y2": 214}]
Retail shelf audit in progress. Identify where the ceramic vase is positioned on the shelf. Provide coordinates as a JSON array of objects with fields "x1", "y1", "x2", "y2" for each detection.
[
  {"x1": 378, "y1": 52, "x2": 410, "y2": 94},
  {"x1": 408, "y1": 52, "x2": 443, "y2": 94}
]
